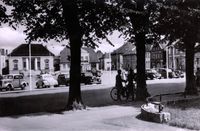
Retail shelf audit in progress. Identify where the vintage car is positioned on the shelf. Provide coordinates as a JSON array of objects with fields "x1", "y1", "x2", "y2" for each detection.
[
  {"x1": 57, "y1": 73, "x2": 70, "y2": 86},
  {"x1": 0, "y1": 74, "x2": 28, "y2": 91},
  {"x1": 81, "y1": 72, "x2": 102, "y2": 85},
  {"x1": 36, "y1": 74, "x2": 58, "y2": 88}
]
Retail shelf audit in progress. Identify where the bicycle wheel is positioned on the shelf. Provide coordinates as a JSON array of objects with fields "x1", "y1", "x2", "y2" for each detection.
[
  {"x1": 120, "y1": 88, "x2": 128, "y2": 101},
  {"x1": 110, "y1": 87, "x2": 118, "y2": 101}
]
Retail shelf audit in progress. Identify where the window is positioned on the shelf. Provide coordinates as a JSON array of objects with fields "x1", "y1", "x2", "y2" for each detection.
[
  {"x1": 44, "y1": 59, "x2": 49, "y2": 69},
  {"x1": 85, "y1": 56, "x2": 89, "y2": 62},
  {"x1": 13, "y1": 59, "x2": 18, "y2": 70},
  {"x1": 22, "y1": 58, "x2": 26, "y2": 69},
  {"x1": 37, "y1": 58, "x2": 41, "y2": 70},
  {"x1": 63, "y1": 64, "x2": 66, "y2": 69},
  {"x1": 197, "y1": 58, "x2": 200, "y2": 65},
  {"x1": 14, "y1": 75, "x2": 23, "y2": 79}
]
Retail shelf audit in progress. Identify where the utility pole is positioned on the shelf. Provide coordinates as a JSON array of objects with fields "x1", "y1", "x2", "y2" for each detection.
[
  {"x1": 29, "y1": 43, "x2": 32, "y2": 91},
  {"x1": 166, "y1": 46, "x2": 169, "y2": 79}
]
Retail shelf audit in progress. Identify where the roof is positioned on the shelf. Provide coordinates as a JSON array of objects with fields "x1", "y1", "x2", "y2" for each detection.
[
  {"x1": 96, "y1": 50, "x2": 104, "y2": 59},
  {"x1": 112, "y1": 42, "x2": 136, "y2": 55},
  {"x1": 60, "y1": 46, "x2": 70, "y2": 63},
  {"x1": 145, "y1": 44, "x2": 152, "y2": 52},
  {"x1": 101, "y1": 53, "x2": 111, "y2": 59},
  {"x1": 9, "y1": 44, "x2": 54, "y2": 56},
  {"x1": 82, "y1": 47, "x2": 99, "y2": 63}
]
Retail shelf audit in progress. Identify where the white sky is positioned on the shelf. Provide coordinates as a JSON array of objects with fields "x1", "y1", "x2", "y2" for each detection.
[{"x1": 0, "y1": 26, "x2": 125, "y2": 55}]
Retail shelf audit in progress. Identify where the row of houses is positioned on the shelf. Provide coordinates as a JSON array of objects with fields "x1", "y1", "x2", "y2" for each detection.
[
  {"x1": 1, "y1": 42, "x2": 200, "y2": 76},
  {"x1": 111, "y1": 42, "x2": 200, "y2": 71},
  {"x1": 0, "y1": 44, "x2": 111, "y2": 76}
]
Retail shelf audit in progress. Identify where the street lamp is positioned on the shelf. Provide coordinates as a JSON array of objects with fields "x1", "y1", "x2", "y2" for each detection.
[
  {"x1": 166, "y1": 46, "x2": 169, "y2": 79},
  {"x1": 29, "y1": 43, "x2": 32, "y2": 91}
]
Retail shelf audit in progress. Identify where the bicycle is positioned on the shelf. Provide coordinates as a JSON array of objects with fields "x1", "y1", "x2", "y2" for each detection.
[{"x1": 110, "y1": 83, "x2": 136, "y2": 101}]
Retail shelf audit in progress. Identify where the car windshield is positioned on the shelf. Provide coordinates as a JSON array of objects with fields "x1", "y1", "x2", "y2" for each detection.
[
  {"x1": 4, "y1": 75, "x2": 13, "y2": 79},
  {"x1": 42, "y1": 74, "x2": 53, "y2": 79},
  {"x1": 84, "y1": 72, "x2": 93, "y2": 77}
]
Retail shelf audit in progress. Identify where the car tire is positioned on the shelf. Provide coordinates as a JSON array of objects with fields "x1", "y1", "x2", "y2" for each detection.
[
  {"x1": 5, "y1": 87, "x2": 9, "y2": 91},
  {"x1": 21, "y1": 84, "x2": 26, "y2": 90},
  {"x1": 7, "y1": 85, "x2": 13, "y2": 91},
  {"x1": 42, "y1": 83, "x2": 46, "y2": 88},
  {"x1": 36, "y1": 83, "x2": 40, "y2": 89}
]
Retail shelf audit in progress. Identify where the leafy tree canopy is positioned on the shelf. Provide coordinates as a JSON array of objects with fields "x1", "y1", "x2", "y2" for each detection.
[
  {"x1": 0, "y1": 3, "x2": 8, "y2": 25},
  {"x1": 151, "y1": 0, "x2": 200, "y2": 50},
  {"x1": 2, "y1": 0, "x2": 131, "y2": 48}
]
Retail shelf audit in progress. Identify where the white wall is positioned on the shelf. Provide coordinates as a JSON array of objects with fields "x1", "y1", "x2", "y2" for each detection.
[{"x1": 9, "y1": 56, "x2": 54, "y2": 75}]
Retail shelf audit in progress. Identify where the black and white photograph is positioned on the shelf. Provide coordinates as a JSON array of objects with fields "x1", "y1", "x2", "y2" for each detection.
[{"x1": 0, "y1": 0, "x2": 199, "y2": 130}]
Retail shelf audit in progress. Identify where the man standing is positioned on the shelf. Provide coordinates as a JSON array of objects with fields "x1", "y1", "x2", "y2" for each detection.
[
  {"x1": 196, "y1": 67, "x2": 200, "y2": 89},
  {"x1": 115, "y1": 69, "x2": 126, "y2": 100}
]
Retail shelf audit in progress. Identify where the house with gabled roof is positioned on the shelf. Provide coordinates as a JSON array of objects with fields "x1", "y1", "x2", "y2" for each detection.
[
  {"x1": 111, "y1": 42, "x2": 151, "y2": 70},
  {"x1": 60, "y1": 46, "x2": 92, "y2": 73},
  {"x1": 82, "y1": 47, "x2": 100, "y2": 71},
  {"x1": 99, "y1": 53, "x2": 111, "y2": 71},
  {"x1": 150, "y1": 43, "x2": 167, "y2": 68},
  {"x1": 8, "y1": 44, "x2": 55, "y2": 76}
]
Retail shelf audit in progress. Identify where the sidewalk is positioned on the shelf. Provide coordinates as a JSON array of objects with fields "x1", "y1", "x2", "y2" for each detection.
[
  {"x1": 0, "y1": 95, "x2": 195, "y2": 131},
  {"x1": 0, "y1": 103, "x2": 190, "y2": 131}
]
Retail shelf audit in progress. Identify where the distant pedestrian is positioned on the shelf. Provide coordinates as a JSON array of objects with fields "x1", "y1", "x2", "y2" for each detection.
[
  {"x1": 127, "y1": 68, "x2": 135, "y2": 101},
  {"x1": 115, "y1": 69, "x2": 126, "y2": 100},
  {"x1": 196, "y1": 68, "x2": 200, "y2": 88}
]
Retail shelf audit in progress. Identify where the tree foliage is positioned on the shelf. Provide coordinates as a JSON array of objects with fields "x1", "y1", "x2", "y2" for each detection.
[
  {"x1": 0, "y1": 4, "x2": 8, "y2": 25},
  {"x1": 2, "y1": 0, "x2": 129, "y2": 45},
  {"x1": 152, "y1": 0, "x2": 200, "y2": 94}
]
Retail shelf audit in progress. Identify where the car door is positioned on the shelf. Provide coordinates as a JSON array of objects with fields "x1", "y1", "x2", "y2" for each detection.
[{"x1": 13, "y1": 75, "x2": 20, "y2": 88}]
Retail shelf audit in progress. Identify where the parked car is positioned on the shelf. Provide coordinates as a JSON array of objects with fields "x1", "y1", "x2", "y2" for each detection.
[
  {"x1": 157, "y1": 68, "x2": 178, "y2": 78},
  {"x1": 146, "y1": 69, "x2": 162, "y2": 79},
  {"x1": 81, "y1": 72, "x2": 93, "y2": 85},
  {"x1": 0, "y1": 74, "x2": 28, "y2": 91},
  {"x1": 174, "y1": 70, "x2": 184, "y2": 78},
  {"x1": 36, "y1": 74, "x2": 58, "y2": 88},
  {"x1": 81, "y1": 71, "x2": 102, "y2": 85},
  {"x1": 57, "y1": 73, "x2": 70, "y2": 86}
]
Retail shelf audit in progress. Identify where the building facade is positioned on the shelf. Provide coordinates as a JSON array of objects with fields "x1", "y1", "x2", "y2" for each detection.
[
  {"x1": 99, "y1": 53, "x2": 111, "y2": 71},
  {"x1": 60, "y1": 46, "x2": 92, "y2": 74},
  {"x1": 150, "y1": 43, "x2": 166, "y2": 68},
  {"x1": 0, "y1": 49, "x2": 8, "y2": 75},
  {"x1": 8, "y1": 44, "x2": 54, "y2": 76}
]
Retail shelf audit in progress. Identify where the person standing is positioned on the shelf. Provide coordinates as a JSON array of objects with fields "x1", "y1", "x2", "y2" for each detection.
[
  {"x1": 196, "y1": 67, "x2": 200, "y2": 89},
  {"x1": 115, "y1": 69, "x2": 126, "y2": 100},
  {"x1": 127, "y1": 68, "x2": 135, "y2": 101}
]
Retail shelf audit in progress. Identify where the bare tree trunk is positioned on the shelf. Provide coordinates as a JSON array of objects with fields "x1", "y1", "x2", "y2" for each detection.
[
  {"x1": 61, "y1": 0, "x2": 85, "y2": 110},
  {"x1": 135, "y1": 33, "x2": 150, "y2": 100},
  {"x1": 184, "y1": 42, "x2": 198, "y2": 95},
  {"x1": 129, "y1": 0, "x2": 150, "y2": 100}
]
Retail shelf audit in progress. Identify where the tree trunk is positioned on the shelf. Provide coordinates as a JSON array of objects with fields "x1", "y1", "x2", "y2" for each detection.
[
  {"x1": 135, "y1": 33, "x2": 150, "y2": 100},
  {"x1": 61, "y1": 0, "x2": 85, "y2": 110},
  {"x1": 184, "y1": 42, "x2": 198, "y2": 95},
  {"x1": 129, "y1": 0, "x2": 150, "y2": 100}
]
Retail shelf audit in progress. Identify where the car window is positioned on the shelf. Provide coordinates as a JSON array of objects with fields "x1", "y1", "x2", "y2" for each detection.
[
  {"x1": 84, "y1": 72, "x2": 93, "y2": 76},
  {"x1": 43, "y1": 74, "x2": 53, "y2": 79},
  {"x1": 14, "y1": 75, "x2": 23, "y2": 79},
  {"x1": 5, "y1": 75, "x2": 13, "y2": 79}
]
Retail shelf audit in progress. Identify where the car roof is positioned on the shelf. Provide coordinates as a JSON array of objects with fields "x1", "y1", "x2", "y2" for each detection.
[{"x1": 6, "y1": 74, "x2": 23, "y2": 76}]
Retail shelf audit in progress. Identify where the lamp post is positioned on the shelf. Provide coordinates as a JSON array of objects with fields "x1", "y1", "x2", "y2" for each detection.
[
  {"x1": 166, "y1": 46, "x2": 169, "y2": 79},
  {"x1": 29, "y1": 43, "x2": 32, "y2": 91}
]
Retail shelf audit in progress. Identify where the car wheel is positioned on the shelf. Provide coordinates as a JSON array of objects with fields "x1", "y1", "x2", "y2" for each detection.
[
  {"x1": 7, "y1": 85, "x2": 13, "y2": 91},
  {"x1": 21, "y1": 84, "x2": 26, "y2": 90},
  {"x1": 42, "y1": 83, "x2": 46, "y2": 88},
  {"x1": 36, "y1": 83, "x2": 41, "y2": 89},
  {"x1": 5, "y1": 87, "x2": 9, "y2": 91}
]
